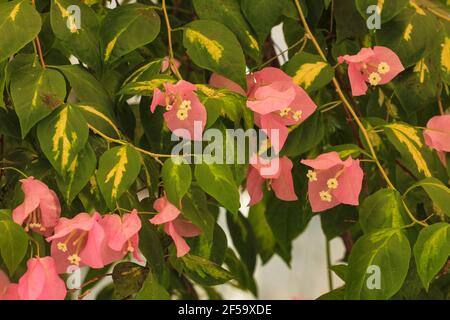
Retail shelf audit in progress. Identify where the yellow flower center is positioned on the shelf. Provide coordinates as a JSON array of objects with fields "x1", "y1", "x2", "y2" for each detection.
[
  {"x1": 377, "y1": 62, "x2": 390, "y2": 75},
  {"x1": 319, "y1": 190, "x2": 332, "y2": 202},
  {"x1": 306, "y1": 170, "x2": 317, "y2": 182},
  {"x1": 368, "y1": 72, "x2": 381, "y2": 86},
  {"x1": 279, "y1": 107, "x2": 291, "y2": 117},
  {"x1": 67, "y1": 254, "x2": 81, "y2": 266},
  {"x1": 176, "y1": 100, "x2": 192, "y2": 120},
  {"x1": 176, "y1": 109, "x2": 189, "y2": 120},
  {"x1": 327, "y1": 178, "x2": 339, "y2": 189},
  {"x1": 179, "y1": 100, "x2": 192, "y2": 110},
  {"x1": 166, "y1": 104, "x2": 173, "y2": 111},
  {"x1": 293, "y1": 110, "x2": 303, "y2": 121},
  {"x1": 57, "y1": 242, "x2": 68, "y2": 253}
]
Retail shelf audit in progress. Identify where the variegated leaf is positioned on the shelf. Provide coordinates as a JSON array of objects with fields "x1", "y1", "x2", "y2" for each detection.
[
  {"x1": 37, "y1": 104, "x2": 89, "y2": 176},
  {"x1": 100, "y1": 3, "x2": 160, "y2": 64},
  {"x1": 0, "y1": 0, "x2": 41, "y2": 61},
  {"x1": 183, "y1": 20, "x2": 247, "y2": 89},
  {"x1": 96, "y1": 145, "x2": 142, "y2": 209},
  {"x1": 57, "y1": 142, "x2": 96, "y2": 204},
  {"x1": 11, "y1": 63, "x2": 66, "y2": 137},
  {"x1": 50, "y1": 0, "x2": 101, "y2": 70},
  {"x1": 384, "y1": 123, "x2": 432, "y2": 178},
  {"x1": 118, "y1": 76, "x2": 176, "y2": 96},
  {"x1": 285, "y1": 52, "x2": 334, "y2": 92}
]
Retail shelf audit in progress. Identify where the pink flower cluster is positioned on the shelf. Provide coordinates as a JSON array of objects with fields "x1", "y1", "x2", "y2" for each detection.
[
  {"x1": 2, "y1": 177, "x2": 201, "y2": 300},
  {"x1": 150, "y1": 196, "x2": 201, "y2": 257},
  {"x1": 338, "y1": 46, "x2": 404, "y2": 96}
]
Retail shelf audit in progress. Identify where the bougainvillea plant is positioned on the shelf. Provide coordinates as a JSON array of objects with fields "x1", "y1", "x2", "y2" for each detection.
[{"x1": 0, "y1": 0, "x2": 449, "y2": 300}]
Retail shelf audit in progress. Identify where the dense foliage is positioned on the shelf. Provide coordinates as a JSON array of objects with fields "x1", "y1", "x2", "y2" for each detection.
[{"x1": 0, "y1": 0, "x2": 449, "y2": 300}]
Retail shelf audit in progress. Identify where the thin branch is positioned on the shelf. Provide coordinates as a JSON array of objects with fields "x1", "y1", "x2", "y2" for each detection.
[{"x1": 162, "y1": 0, "x2": 183, "y2": 80}]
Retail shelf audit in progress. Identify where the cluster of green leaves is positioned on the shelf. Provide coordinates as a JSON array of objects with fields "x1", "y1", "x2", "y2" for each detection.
[{"x1": 0, "y1": 0, "x2": 449, "y2": 300}]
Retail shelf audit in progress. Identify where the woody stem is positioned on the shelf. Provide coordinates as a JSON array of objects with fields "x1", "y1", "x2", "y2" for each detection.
[
  {"x1": 31, "y1": 0, "x2": 46, "y2": 68},
  {"x1": 294, "y1": 0, "x2": 394, "y2": 190},
  {"x1": 162, "y1": 0, "x2": 183, "y2": 80}
]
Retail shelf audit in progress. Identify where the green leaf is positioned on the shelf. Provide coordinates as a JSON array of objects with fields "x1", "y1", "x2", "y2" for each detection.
[
  {"x1": 0, "y1": 220, "x2": 29, "y2": 275},
  {"x1": 321, "y1": 205, "x2": 358, "y2": 239},
  {"x1": 194, "y1": 163, "x2": 240, "y2": 214},
  {"x1": 265, "y1": 196, "x2": 312, "y2": 262},
  {"x1": 101, "y1": 4, "x2": 160, "y2": 64},
  {"x1": 96, "y1": 145, "x2": 142, "y2": 209},
  {"x1": 331, "y1": 264, "x2": 348, "y2": 282},
  {"x1": 248, "y1": 201, "x2": 276, "y2": 264},
  {"x1": 162, "y1": 157, "x2": 191, "y2": 207},
  {"x1": 226, "y1": 211, "x2": 257, "y2": 274},
  {"x1": 183, "y1": 20, "x2": 247, "y2": 89},
  {"x1": 190, "y1": 223, "x2": 228, "y2": 265},
  {"x1": 359, "y1": 189, "x2": 409, "y2": 234},
  {"x1": 37, "y1": 104, "x2": 89, "y2": 177},
  {"x1": 0, "y1": 0, "x2": 41, "y2": 61},
  {"x1": 392, "y1": 56, "x2": 441, "y2": 114},
  {"x1": 50, "y1": 0, "x2": 101, "y2": 70},
  {"x1": 181, "y1": 188, "x2": 215, "y2": 242},
  {"x1": 135, "y1": 271, "x2": 170, "y2": 300},
  {"x1": 112, "y1": 262, "x2": 148, "y2": 299},
  {"x1": 193, "y1": 0, "x2": 261, "y2": 61},
  {"x1": 345, "y1": 229, "x2": 411, "y2": 300},
  {"x1": 284, "y1": 52, "x2": 334, "y2": 92},
  {"x1": 55, "y1": 65, "x2": 114, "y2": 116},
  {"x1": 57, "y1": 142, "x2": 96, "y2": 204},
  {"x1": 0, "y1": 209, "x2": 11, "y2": 221},
  {"x1": 11, "y1": 63, "x2": 66, "y2": 137},
  {"x1": 241, "y1": 0, "x2": 287, "y2": 43},
  {"x1": 328, "y1": 144, "x2": 365, "y2": 159},
  {"x1": 138, "y1": 218, "x2": 168, "y2": 280},
  {"x1": 407, "y1": 177, "x2": 450, "y2": 217},
  {"x1": 317, "y1": 286, "x2": 346, "y2": 300},
  {"x1": 281, "y1": 112, "x2": 324, "y2": 157},
  {"x1": 356, "y1": 0, "x2": 408, "y2": 24},
  {"x1": 413, "y1": 223, "x2": 450, "y2": 290},
  {"x1": 224, "y1": 248, "x2": 257, "y2": 295},
  {"x1": 182, "y1": 254, "x2": 233, "y2": 286}
]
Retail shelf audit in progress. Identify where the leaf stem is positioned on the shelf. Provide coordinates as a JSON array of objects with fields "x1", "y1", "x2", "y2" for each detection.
[
  {"x1": 325, "y1": 240, "x2": 333, "y2": 291},
  {"x1": 251, "y1": 36, "x2": 307, "y2": 71},
  {"x1": 162, "y1": 0, "x2": 183, "y2": 80},
  {"x1": 87, "y1": 124, "x2": 172, "y2": 165},
  {"x1": 31, "y1": 0, "x2": 46, "y2": 69},
  {"x1": 0, "y1": 166, "x2": 28, "y2": 178}
]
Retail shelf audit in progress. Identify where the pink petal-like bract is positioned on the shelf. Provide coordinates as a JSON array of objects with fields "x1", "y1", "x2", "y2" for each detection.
[
  {"x1": 338, "y1": 46, "x2": 404, "y2": 96},
  {"x1": 17, "y1": 257, "x2": 67, "y2": 300},
  {"x1": 12, "y1": 177, "x2": 61, "y2": 236},
  {"x1": 150, "y1": 80, "x2": 207, "y2": 140},
  {"x1": 247, "y1": 156, "x2": 297, "y2": 206},
  {"x1": 47, "y1": 212, "x2": 106, "y2": 273},
  {"x1": 301, "y1": 152, "x2": 364, "y2": 212}
]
